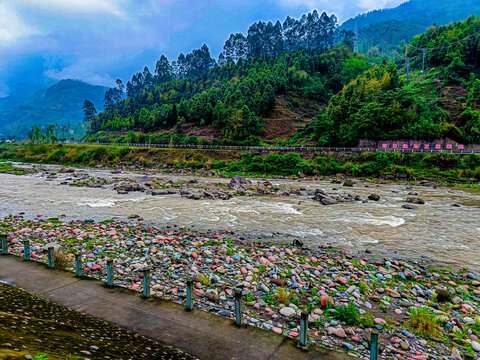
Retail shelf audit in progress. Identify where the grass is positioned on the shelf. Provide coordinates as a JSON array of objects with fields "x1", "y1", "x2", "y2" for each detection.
[
  {"x1": 334, "y1": 301, "x2": 360, "y2": 325},
  {"x1": 409, "y1": 307, "x2": 440, "y2": 338},
  {"x1": 277, "y1": 287, "x2": 291, "y2": 304},
  {"x1": 197, "y1": 273, "x2": 210, "y2": 286},
  {"x1": 53, "y1": 250, "x2": 70, "y2": 270},
  {"x1": 2, "y1": 143, "x2": 480, "y2": 183}
]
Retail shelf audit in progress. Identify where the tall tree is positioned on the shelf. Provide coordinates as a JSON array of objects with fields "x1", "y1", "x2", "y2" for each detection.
[
  {"x1": 155, "y1": 55, "x2": 174, "y2": 83},
  {"x1": 83, "y1": 100, "x2": 97, "y2": 123}
]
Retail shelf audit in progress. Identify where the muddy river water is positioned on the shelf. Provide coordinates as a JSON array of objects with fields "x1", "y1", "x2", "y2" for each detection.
[{"x1": 0, "y1": 164, "x2": 479, "y2": 270}]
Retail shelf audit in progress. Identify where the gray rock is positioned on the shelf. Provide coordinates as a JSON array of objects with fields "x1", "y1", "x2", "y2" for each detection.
[
  {"x1": 279, "y1": 307, "x2": 296, "y2": 317},
  {"x1": 406, "y1": 197, "x2": 425, "y2": 205}
]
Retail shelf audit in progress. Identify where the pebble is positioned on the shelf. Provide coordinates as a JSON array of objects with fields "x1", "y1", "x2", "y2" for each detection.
[{"x1": 3, "y1": 216, "x2": 479, "y2": 360}]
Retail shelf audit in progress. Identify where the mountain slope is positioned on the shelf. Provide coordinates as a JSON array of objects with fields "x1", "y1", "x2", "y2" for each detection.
[
  {"x1": 0, "y1": 80, "x2": 106, "y2": 139},
  {"x1": 340, "y1": 0, "x2": 480, "y2": 52}
]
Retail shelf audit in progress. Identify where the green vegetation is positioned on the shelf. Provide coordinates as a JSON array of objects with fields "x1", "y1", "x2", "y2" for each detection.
[
  {"x1": 81, "y1": 13, "x2": 480, "y2": 154},
  {"x1": 409, "y1": 307, "x2": 440, "y2": 338},
  {"x1": 2, "y1": 143, "x2": 480, "y2": 184},
  {"x1": 334, "y1": 301, "x2": 360, "y2": 325},
  {"x1": 341, "y1": 0, "x2": 480, "y2": 55}
]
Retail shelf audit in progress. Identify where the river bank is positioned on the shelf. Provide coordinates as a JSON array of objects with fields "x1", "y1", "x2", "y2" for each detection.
[
  {"x1": 1, "y1": 143, "x2": 480, "y2": 186},
  {"x1": 0, "y1": 162, "x2": 479, "y2": 269},
  {"x1": 1, "y1": 216, "x2": 479, "y2": 360}
]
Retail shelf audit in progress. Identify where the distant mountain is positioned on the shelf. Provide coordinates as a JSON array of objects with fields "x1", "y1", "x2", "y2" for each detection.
[
  {"x1": 0, "y1": 80, "x2": 107, "y2": 139},
  {"x1": 340, "y1": 0, "x2": 480, "y2": 51}
]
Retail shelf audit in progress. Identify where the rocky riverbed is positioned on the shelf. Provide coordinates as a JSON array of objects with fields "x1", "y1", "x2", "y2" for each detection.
[
  {"x1": 0, "y1": 162, "x2": 479, "y2": 269},
  {"x1": 1, "y1": 217, "x2": 479, "y2": 360}
]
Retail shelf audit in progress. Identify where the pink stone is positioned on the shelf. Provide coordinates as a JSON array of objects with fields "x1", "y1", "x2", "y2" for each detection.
[
  {"x1": 320, "y1": 296, "x2": 332, "y2": 307},
  {"x1": 267, "y1": 256, "x2": 276, "y2": 263},
  {"x1": 374, "y1": 318, "x2": 386, "y2": 325},
  {"x1": 391, "y1": 337, "x2": 402, "y2": 344},
  {"x1": 337, "y1": 277, "x2": 348, "y2": 285},
  {"x1": 472, "y1": 281, "x2": 480, "y2": 286},
  {"x1": 259, "y1": 257, "x2": 268, "y2": 265},
  {"x1": 285, "y1": 248, "x2": 293, "y2": 255},
  {"x1": 150, "y1": 248, "x2": 157, "y2": 253},
  {"x1": 289, "y1": 331, "x2": 299, "y2": 337},
  {"x1": 191, "y1": 252, "x2": 198, "y2": 259},
  {"x1": 225, "y1": 289, "x2": 232, "y2": 296},
  {"x1": 351, "y1": 336, "x2": 361, "y2": 343},
  {"x1": 193, "y1": 289, "x2": 204, "y2": 296},
  {"x1": 241, "y1": 268, "x2": 247, "y2": 274},
  {"x1": 272, "y1": 327, "x2": 282, "y2": 334},
  {"x1": 333, "y1": 328, "x2": 346, "y2": 338}
]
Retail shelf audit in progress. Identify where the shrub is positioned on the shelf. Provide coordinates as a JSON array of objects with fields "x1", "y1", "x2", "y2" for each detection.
[
  {"x1": 409, "y1": 307, "x2": 439, "y2": 338},
  {"x1": 334, "y1": 301, "x2": 359, "y2": 325},
  {"x1": 277, "y1": 287, "x2": 290, "y2": 303},
  {"x1": 197, "y1": 273, "x2": 210, "y2": 286},
  {"x1": 360, "y1": 312, "x2": 375, "y2": 327},
  {"x1": 53, "y1": 250, "x2": 70, "y2": 270}
]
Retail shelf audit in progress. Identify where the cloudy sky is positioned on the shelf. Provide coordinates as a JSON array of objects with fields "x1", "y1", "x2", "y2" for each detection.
[{"x1": 0, "y1": 0, "x2": 404, "y2": 97}]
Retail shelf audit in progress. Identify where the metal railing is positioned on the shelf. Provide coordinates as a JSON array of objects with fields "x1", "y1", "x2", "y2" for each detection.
[{"x1": 60, "y1": 141, "x2": 480, "y2": 155}]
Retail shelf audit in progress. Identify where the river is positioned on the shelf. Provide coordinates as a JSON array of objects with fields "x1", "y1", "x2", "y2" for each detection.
[{"x1": 0, "y1": 163, "x2": 479, "y2": 270}]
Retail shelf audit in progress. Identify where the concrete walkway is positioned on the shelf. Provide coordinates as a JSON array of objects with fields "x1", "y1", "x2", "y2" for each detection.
[{"x1": 0, "y1": 255, "x2": 348, "y2": 360}]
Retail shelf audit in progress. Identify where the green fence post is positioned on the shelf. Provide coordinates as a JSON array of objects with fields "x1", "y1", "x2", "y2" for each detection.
[
  {"x1": 1, "y1": 233, "x2": 7, "y2": 255},
  {"x1": 299, "y1": 311, "x2": 308, "y2": 346},
  {"x1": 142, "y1": 268, "x2": 151, "y2": 298},
  {"x1": 23, "y1": 240, "x2": 30, "y2": 261},
  {"x1": 47, "y1": 246, "x2": 55, "y2": 268},
  {"x1": 234, "y1": 289, "x2": 244, "y2": 327},
  {"x1": 186, "y1": 277, "x2": 194, "y2": 311},
  {"x1": 75, "y1": 254, "x2": 82, "y2": 277},
  {"x1": 106, "y1": 259, "x2": 114, "y2": 286},
  {"x1": 370, "y1": 329, "x2": 379, "y2": 360}
]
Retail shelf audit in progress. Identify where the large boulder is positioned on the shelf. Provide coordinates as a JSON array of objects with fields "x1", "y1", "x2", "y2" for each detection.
[
  {"x1": 406, "y1": 197, "x2": 425, "y2": 205},
  {"x1": 343, "y1": 179, "x2": 354, "y2": 187},
  {"x1": 229, "y1": 175, "x2": 250, "y2": 188},
  {"x1": 312, "y1": 189, "x2": 338, "y2": 205},
  {"x1": 114, "y1": 181, "x2": 143, "y2": 193}
]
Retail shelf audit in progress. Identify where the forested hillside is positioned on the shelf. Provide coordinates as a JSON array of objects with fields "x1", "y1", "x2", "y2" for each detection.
[
  {"x1": 0, "y1": 80, "x2": 106, "y2": 139},
  {"x1": 302, "y1": 16, "x2": 480, "y2": 146},
  {"x1": 89, "y1": 10, "x2": 347, "y2": 145},
  {"x1": 340, "y1": 0, "x2": 480, "y2": 53},
  {"x1": 87, "y1": 11, "x2": 480, "y2": 147}
]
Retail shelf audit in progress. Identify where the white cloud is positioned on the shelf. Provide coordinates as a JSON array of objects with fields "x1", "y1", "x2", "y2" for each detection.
[
  {"x1": 277, "y1": 0, "x2": 404, "y2": 11},
  {"x1": 15, "y1": 0, "x2": 127, "y2": 17},
  {"x1": 276, "y1": 0, "x2": 322, "y2": 8},
  {"x1": 0, "y1": 2, "x2": 36, "y2": 42}
]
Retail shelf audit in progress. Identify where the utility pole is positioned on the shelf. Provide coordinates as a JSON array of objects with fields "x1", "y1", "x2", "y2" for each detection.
[
  {"x1": 421, "y1": 48, "x2": 427, "y2": 74},
  {"x1": 405, "y1": 57, "x2": 411, "y2": 84},
  {"x1": 354, "y1": 22, "x2": 358, "y2": 54},
  {"x1": 405, "y1": 43, "x2": 410, "y2": 84}
]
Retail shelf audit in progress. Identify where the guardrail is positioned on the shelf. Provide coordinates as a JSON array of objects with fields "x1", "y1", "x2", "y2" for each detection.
[
  {"x1": 6, "y1": 238, "x2": 320, "y2": 349},
  {"x1": 60, "y1": 141, "x2": 480, "y2": 155}
]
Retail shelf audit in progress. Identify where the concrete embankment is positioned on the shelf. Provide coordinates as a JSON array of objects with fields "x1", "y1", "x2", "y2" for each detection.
[{"x1": 0, "y1": 255, "x2": 347, "y2": 360}]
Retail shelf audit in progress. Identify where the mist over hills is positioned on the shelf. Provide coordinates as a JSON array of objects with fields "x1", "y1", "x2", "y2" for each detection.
[{"x1": 0, "y1": 80, "x2": 106, "y2": 139}]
